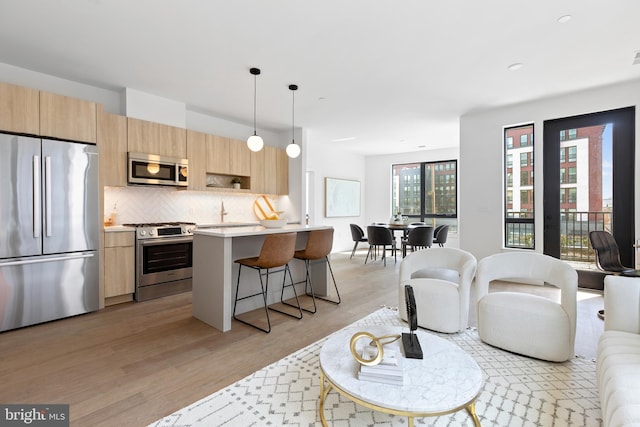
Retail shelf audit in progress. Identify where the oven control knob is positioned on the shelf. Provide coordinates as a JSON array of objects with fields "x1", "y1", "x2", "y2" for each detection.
[
  {"x1": 139, "y1": 230, "x2": 146, "y2": 237},
  {"x1": 149, "y1": 230, "x2": 155, "y2": 236}
]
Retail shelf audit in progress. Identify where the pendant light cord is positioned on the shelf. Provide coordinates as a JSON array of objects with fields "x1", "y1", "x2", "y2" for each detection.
[
  {"x1": 292, "y1": 88, "x2": 295, "y2": 144},
  {"x1": 253, "y1": 73, "x2": 257, "y2": 136}
]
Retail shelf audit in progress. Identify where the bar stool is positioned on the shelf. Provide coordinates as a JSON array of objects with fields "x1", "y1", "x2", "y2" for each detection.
[
  {"x1": 293, "y1": 228, "x2": 340, "y2": 313},
  {"x1": 233, "y1": 232, "x2": 302, "y2": 333}
]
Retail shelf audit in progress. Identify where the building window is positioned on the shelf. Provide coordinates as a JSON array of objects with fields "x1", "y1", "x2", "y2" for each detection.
[
  {"x1": 568, "y1": 146, "x2": 577, "y2": 162},
  {"x1": 568, "y1": 167, "x2": 577, "y2": 184},
  {"x1": 567, "y1": 188, "x2": 577, "y2": 204},
  {"x1": 568, "y1": 129, "x2": 577, "y2": 140},
  {"x1": 504, "y1": 124, "x2": 535, "y2": 249},
  {"x1": 560, "y1": 147, "x2": 565, "y2": 163},
  {"x1": 391, "y1": 160, "x2": 458, "y2": 230}
]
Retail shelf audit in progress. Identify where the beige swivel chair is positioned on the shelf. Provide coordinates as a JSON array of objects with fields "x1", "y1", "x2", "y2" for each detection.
[
  {"x1": 293, "y1": 228, "x2": 340, "y2": 313},
  {"x1": 398, "y1": 247, "x2": 477, "y2": 333},
  {"x1": 476, "y1": 252, "x2": 578, "y2": 362},
  {"x1": 233, "y1": 232, "x2": 302, "y2": 333}
]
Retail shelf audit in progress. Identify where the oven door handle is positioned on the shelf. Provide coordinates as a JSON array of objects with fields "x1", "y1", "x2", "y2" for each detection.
[{"x1": 138, "y1": 237, "x2": 193, "y2": 246}]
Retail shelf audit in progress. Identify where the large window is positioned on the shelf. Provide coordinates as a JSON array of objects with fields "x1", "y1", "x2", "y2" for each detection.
[
  {"x1": 504, "y1": 124, "x2": 535, "y2": 249},
  {"x1": 391, "y1": 160, "x2": 457, "y2": 230}
]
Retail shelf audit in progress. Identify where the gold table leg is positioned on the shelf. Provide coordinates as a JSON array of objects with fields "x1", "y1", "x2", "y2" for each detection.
[
  {"x1": 466, "y1": 402, "x2": 482, "y2": 426},
  {"x1": 319, "y1": 371, "x2": 333, "y2": 427}
]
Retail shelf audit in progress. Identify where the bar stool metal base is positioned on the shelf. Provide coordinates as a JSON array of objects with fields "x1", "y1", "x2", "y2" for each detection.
[{"x1": 233, "y1": 264, "x2": 302, "y2": 333}]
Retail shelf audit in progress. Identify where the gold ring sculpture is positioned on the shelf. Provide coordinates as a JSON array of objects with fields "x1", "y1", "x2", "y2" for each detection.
[{"x1": 349, "y1": 332, "x2": 401, "y2": 366}]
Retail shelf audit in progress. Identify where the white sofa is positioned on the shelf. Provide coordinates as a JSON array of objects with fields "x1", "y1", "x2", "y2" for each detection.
[{"x1": 597, "y1": 275, "x2": 640, "y2": 427}]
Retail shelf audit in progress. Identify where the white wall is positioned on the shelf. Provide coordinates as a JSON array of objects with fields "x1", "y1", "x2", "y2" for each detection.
[
  {"x1": 460, "y1": 78, "x2": 640, "y2": 261},
  {"x1": 0, "y1": 62, "x2": 120, "y2": 112},
  {"x1": 365, "y1": 148, "x2": 460, "y2": 249},
  {"x1": 305, "y1": 133, "x2": 367, "y2": 252}
]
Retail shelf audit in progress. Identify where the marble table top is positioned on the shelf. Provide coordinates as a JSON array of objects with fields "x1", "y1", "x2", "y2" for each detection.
[{"x1": 319, "y1": 326, "x2": 484, "y2": 414}]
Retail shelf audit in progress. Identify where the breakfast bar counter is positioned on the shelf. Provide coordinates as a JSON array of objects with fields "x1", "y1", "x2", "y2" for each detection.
[{"x1": 192, "y1": 224, "x2": 333, "y2": 332}]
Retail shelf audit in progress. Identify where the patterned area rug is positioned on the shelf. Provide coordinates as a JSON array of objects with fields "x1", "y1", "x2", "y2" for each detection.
[{"x1": 148, "y1": 307, "x2": 602, "y2": 426}]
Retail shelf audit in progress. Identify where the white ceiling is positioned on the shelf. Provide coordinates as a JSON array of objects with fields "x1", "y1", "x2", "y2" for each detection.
[{"x1": 1, "y1": 0, "x2": 640, "y2": 155}]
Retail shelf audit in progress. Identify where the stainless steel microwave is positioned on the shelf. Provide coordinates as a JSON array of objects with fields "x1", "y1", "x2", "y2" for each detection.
[{"x1": 128, "y1": 152, "x2": 188, "y2": 187}]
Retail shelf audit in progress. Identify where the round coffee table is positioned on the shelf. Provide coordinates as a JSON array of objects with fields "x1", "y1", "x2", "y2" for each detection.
[{"x1": 319, "y1": 326, "x2": 484, "y2": 426}]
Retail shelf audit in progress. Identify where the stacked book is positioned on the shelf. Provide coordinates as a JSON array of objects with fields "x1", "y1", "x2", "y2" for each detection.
[{"x1": 357, "y1": 346, "x2": 404, "y2": 385}]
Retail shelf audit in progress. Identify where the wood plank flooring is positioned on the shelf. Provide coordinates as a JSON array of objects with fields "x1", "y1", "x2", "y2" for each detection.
[{"x1": 0, "y1": 249, "x2": 604, "y2": 427}]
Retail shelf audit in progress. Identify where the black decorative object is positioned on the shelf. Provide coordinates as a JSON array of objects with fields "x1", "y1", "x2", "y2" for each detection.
[{"x1": 402, "y1": 285, "x2": 423, "y2": 359}]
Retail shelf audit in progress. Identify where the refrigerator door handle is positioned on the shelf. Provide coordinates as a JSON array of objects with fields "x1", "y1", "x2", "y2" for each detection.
[
  {"x1": 0, "y1": 252, "x2": 95, "y2": 267},
  {"x1": 44, "y1": 156, "x2": 52, "y2": 237},
  {"x1": 33, "y1": 155, "x2": 41, "y2": 238}
]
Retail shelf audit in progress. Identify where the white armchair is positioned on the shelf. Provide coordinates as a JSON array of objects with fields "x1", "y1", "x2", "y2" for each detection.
[
  {"x1": 398, "y1": 247, "x2": 477, "y2": 333},
  {"x1": 475, "y1": 252, "x2": 578, "y2": 362}
]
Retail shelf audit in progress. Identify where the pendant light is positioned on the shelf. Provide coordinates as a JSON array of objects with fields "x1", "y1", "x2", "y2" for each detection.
[
  {"x1": 247, "y1": 67, "x2": 264, "y2": 152},
  {"x1": 286, "y1": 84, "x2": 301, "y2": 158}
]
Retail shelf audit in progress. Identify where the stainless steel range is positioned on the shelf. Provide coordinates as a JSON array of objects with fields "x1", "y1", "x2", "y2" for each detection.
[{"x1": 124, "y1": 222, "x2": 196, "y2": 302}]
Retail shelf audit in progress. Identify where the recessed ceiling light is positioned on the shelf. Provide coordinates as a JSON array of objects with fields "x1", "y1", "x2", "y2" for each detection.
[
  {"x1": 331, "y1": 137, "x2": 356, "y2": 142},
  {"x1": 507, "y1": 63, "x2": 524, "y2": 71},
  {"x1": 558, "y1": 15, "x2": 572, "y2": 24},
  {"x1": 417, "y1": 145, "x2": 427, "y2": 149}
]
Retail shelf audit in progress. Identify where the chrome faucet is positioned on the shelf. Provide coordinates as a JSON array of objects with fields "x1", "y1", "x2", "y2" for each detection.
[{"x1": 220, "y1": 201, "x2": 228, "y2": 223}]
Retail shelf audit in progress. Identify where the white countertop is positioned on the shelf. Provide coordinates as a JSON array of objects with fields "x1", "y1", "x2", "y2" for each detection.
[
  {"x1": 193, "y1": 223, "x2": 331, "y2": 238},
  {"x1": 104, "y1": 225, "x2": 135, "y2": 232}
]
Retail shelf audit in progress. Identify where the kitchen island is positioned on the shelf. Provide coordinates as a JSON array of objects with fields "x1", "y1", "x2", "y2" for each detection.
[{"x1": 192, "y1": 224, "x2": 333, "y2": 332}]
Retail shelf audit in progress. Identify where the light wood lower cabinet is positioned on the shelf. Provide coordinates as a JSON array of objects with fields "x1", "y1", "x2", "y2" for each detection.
[{"x1": 104, "y1": 231, "x2": 135, "y2": 302}]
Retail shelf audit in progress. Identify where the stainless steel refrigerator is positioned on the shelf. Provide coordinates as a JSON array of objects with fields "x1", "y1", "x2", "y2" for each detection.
[{"x1": 0, "y1": 133, "x2": 99, "y2": 332}]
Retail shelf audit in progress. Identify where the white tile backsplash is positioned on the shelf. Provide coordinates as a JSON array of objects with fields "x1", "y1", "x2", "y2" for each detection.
[{"x1": 104, "y1": 186, "x2": 290, "y2": 225}]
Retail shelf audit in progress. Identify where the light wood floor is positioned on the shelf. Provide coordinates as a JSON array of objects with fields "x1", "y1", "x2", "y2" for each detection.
[{"x1": 0, "y1": 249, "x2": 604, "y2": 427}]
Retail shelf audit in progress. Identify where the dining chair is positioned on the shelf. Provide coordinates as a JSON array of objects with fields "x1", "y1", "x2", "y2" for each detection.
[
  {"x1": 433, "y1": 225, "x2": 450, "y2": 247},
  {"x1": 400, "y1": 226, "x2": 434, "y2": 257},
  {"x1": 349, "y1": 224, "x2": 368, "y2": 259},
  {"x1": 365, "y1": 225, "x2": 396, "y2": 266}
]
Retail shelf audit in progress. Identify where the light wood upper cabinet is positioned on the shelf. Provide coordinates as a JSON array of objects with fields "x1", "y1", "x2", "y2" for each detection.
[
  {"x1": 40, "y1": 91, "x2": 97, "y2": 143},
  {"x1": 206, "y1": 134, "x2": 230, "y2": 174},
  {"x1": 264, "y1": 145, "x2": 278, "y2": 194},
  {"x1": 127, "y1": 117, "x2": 187, "y2": 158},
  {"x1": 187, "y1": 130, "x2": 207, "y2": 191},
  {"x1": 276, "y1": 148, "x2": 289, "y2": 195},
  {"x1": 97, "y1": 108, "x2": 128, "y2": 187},
  {"x1": 250, "y1": 149, "x2": 265, "y2": 194},
  {"x1": 251, "y1": 146, "x2": 288, "y2": 195},
  {"x1": 0, "y1": 82, "x2": 39, "y2": 135},
  {"x1": 229, "y1": 138, "x2": 251, "y2": 176},
  {"x1": 103, "y1": 231, "x2": 135, "y2": 298}
]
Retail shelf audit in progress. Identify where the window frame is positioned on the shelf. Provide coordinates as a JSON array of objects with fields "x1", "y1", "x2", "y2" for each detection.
[
  {"x1": 504, "y1": 124, "x2": 535, "y2": 249},
  {"x1": 391, "y1": 160, "x2": 458, "y2": 225}
]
